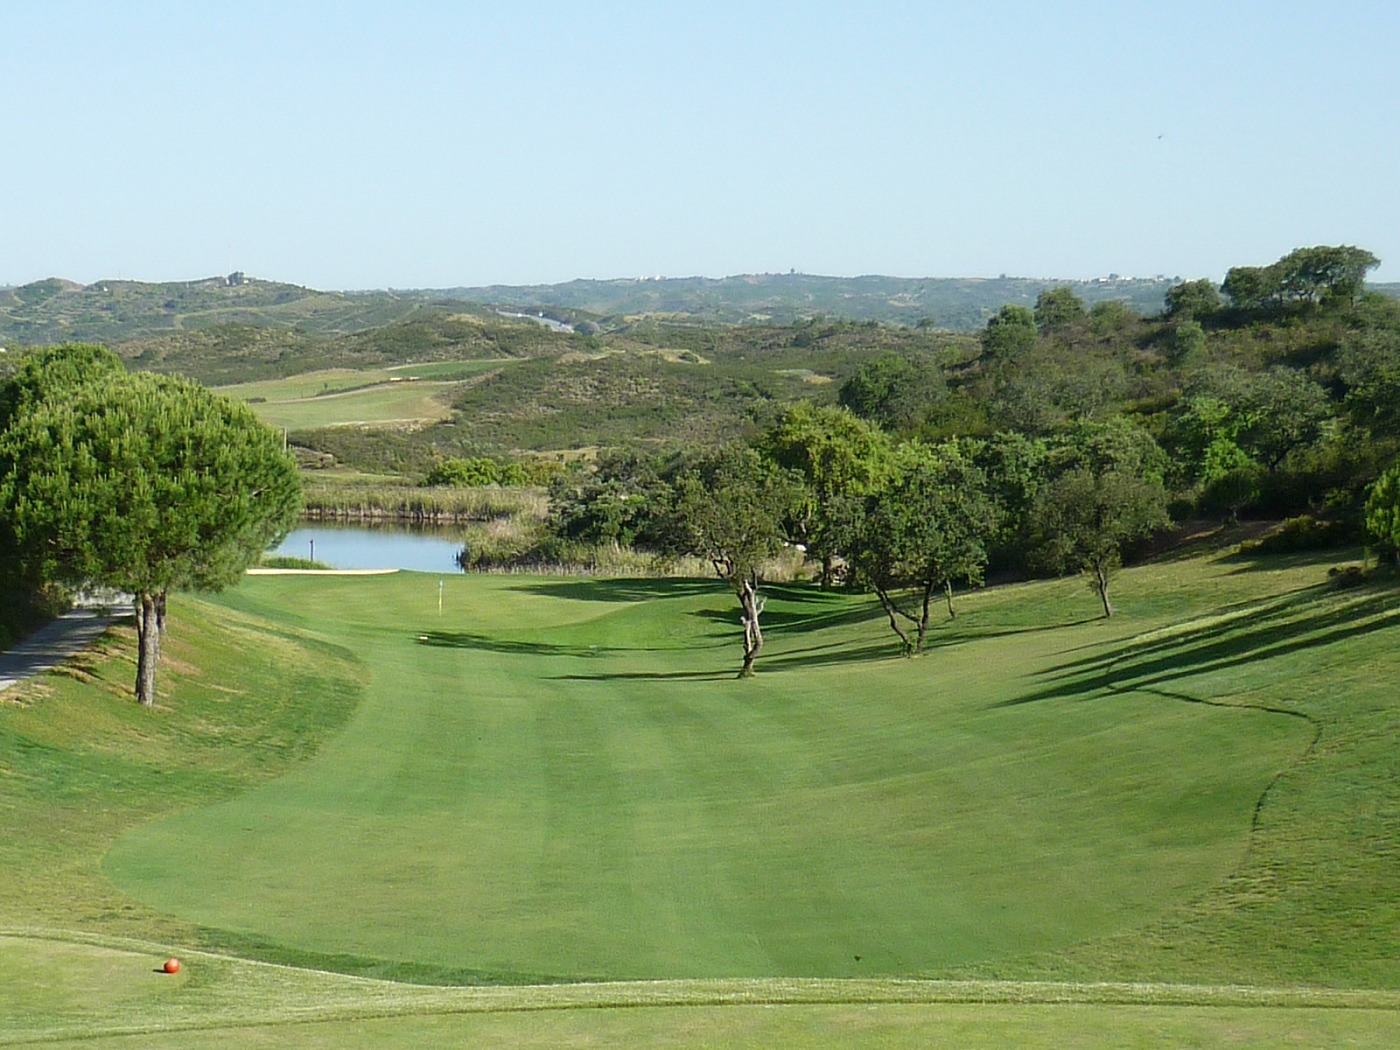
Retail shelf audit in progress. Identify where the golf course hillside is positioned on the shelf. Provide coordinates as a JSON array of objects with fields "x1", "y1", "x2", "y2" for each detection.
[
  {"x1": 3, "y1": 549, "x2": 1399, "y2": 1045},
  {"x1": 212, "y1": 360, "x2": 510, "y2": 431}
]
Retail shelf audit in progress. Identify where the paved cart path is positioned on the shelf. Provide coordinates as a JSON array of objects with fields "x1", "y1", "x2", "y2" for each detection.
[
  {"x1": 0, "y1": 610, "x2": 124, "y2": 692},
  {"x1": 1, "y1": 571, "x2": 400, "y2": 692}
]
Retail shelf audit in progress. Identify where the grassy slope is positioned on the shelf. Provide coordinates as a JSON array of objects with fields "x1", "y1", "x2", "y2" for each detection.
[
  {"x1": 0, "y1": 602, "x2": 364, "y2": 943},
  {"x1": 2, "y1": 551, "x2": 1397, "y2": 1044}
]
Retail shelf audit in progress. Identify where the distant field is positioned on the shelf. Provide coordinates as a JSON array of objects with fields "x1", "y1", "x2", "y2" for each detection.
[
  {"x1": 2, "y1": 549, "x2": 1397, "y2": 1043},
  {"x1": 215, "y1": 361, "x2": 508, "y2": 429}
]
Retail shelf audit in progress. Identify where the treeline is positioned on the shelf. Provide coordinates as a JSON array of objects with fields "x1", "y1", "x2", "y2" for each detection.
[
  {"x1": 836, "y1": 243, "x2": 1400, "y2": 529},
  {"x1": 464, "y1": 245, "x2": 1400, "y2": 675},
  {"x1": 535, "y1": 412, "x2": 1171, "y2": 673}
]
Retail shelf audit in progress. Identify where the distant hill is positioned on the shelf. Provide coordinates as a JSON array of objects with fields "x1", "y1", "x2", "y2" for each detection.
[
  {"x1": 0, "y1": 271, "x2": 1178, "y2": 346},
  {"x1": 0, "y1": 273, "x2": 444, "y2": 346},
  {"x1": 4, "y1": 272, "x2": 1396, "y2": 351},
  {"x1": 432, "y1": 272, "x2": 1184, "y2": 329}
]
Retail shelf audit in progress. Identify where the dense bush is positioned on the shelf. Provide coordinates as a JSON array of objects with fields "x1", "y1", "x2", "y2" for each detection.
[
  {"x1": 1238, "y1": 514, "x2": 1354, "y2": 556},
  {"x1": 422, "y1": 456, "x2": 562, "y2": 488},
  {"x1": 258, "y1": 555, "x2": 332, "y2": 570}
]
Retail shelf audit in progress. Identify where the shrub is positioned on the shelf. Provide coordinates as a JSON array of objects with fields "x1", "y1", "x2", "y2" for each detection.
[
  {"x1": 1364, "y1": 461, "x2": 1400, "y2": 562},
  {"x1": 1238, "y1": 514, "x2": 1351, "y2": 556},
  {"x1": 1328, "y1": 564, "x2": 1368, "y2": 589},
  {"x1": 423, "y1": 457, "x2": 503, "y2": 487},
  {"x1": 422, "y1": 456, "x2": 565, "y2": 488},
  {"x1": 258, "y1": 555, "x2": 332, "y2": 570}
]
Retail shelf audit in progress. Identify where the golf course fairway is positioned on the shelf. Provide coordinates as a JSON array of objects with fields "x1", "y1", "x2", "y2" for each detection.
[{"x1": 101, "y1": 557, "x2": 1352, "y2": 983}]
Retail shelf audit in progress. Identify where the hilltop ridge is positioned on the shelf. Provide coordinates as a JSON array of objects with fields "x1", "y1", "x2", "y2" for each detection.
[{"x1": 0, "y1": 270, "x2": 1184, "y2": 344}]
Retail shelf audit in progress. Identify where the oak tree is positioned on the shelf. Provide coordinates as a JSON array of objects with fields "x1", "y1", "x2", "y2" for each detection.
[
  {"x1": 847, "y1": 442, "x2": 997, "y2": 655},
  {"x1": 664, "y1": 446, "x2": 801, "y2": 677},
  {"x1": 1029, "y1": 468, "x2": 1169, "y2": 618},
  {"x1": 760, "y1": 402, "x2": 893, "y2": 587}
]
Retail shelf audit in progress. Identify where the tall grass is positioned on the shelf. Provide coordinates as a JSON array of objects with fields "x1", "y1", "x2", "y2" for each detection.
[{"x1": 301, "y1": 479, "x2": 547, "y2": 523}]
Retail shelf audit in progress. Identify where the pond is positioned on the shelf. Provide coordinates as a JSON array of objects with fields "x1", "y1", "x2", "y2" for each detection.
[{"x1": 270, "y1": 525, "x2": 467, "y2": 574}]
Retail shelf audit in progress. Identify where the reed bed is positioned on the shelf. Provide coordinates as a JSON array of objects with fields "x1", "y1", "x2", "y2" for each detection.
[{"x1": 301, "y1": 480, "x2": 548, "y2": 524}]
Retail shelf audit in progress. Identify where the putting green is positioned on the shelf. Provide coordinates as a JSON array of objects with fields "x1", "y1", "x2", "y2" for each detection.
[{"x1": 104, "y1": 566, "x2": 1317, "y2": 981}]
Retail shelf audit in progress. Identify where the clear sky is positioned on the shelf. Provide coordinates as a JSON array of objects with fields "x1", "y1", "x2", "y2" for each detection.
[{"x1": 5, "y1": 1, "x2": 1399, "y2": 289}]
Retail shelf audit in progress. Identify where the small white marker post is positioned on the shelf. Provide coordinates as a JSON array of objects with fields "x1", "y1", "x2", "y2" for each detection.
[{"x1": 438, "y1": 579, "x2": 444, "y2": 617}]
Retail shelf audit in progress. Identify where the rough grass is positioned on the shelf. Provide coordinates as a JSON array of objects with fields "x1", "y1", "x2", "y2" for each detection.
[
  {"x1": 1, "y1": 550, "x2": 1397, "y2": 1043},
  {"x1": 2, "y1": 932, "x2": 1397, "y2": 1047}
]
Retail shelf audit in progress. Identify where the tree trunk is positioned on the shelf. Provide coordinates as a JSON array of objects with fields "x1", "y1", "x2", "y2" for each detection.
[
  {"x1": 1093, "y1": 563, "x2": 1113, "y2": 618},
  {"x1": 944, "y1": 579, "x2": 957, "y2": 620},
  {"x1": 134, "y1": 589, "x2": 166, "y2": 707},
  {"x1": 820, "y1": 553, "x2": 835, "y2": 590},
  {"x1": 736, "y1": 576, "x2": 765, "y2": 678},
  {"x1": 913, "y1": 579, "x2": 935, "y2": 655},
  {"x1": 874, "y1": 587, "x2": 915, "y2": 656}
]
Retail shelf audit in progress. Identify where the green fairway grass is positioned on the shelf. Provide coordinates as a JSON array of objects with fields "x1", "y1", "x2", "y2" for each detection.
[
  {"x1": 4, "y1": 549, "x2": 1398, "y2": 1042},
  {"x1": 103, "y1": 555, "x2": 1397, "y2": 987},
  {"x1": 216, "y1": 361, "x2": 508, "y2": 402},
  {"x1": 239, "y1": 383, "x2": 457, "y2": 429},
  {"x1": 217, "y1": 368, "x2": 405, "y2": 402},
  {"x1": 214, "y1": 361, "x2": 508, "y2": 429}
]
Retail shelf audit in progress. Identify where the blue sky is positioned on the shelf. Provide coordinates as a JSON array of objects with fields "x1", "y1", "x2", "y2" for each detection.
[{"x1": 5, "y1": 1, "x2": 1399, "y2": 288}]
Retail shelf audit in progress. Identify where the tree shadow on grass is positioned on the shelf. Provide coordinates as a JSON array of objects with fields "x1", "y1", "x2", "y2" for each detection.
[
  {"x1": 419, "y1": 629, "x2": 742, "y2": 680},
  {"x1": 950, "y1": 617, "x2": 1103, "y2": 643},
  {"x1": 759, "y1": 614, "x2": 1102, "y2": 671},
  {"x1": 692, "y1": 603, "x2": 887, "y2": 632},
  {"x1": 1220, "y1": 546, "x2": 1364, "y2": 576},
  {"x1": 996, "y1": 585, "x2": 1399, "y2": 708},
  {"x1": 546, "y1": 668, "x2": 738, "y2": 682},
  {"x1": 434, "y1": 580, "x2": 1112, "y2": 679},
  {"x1": 547, "y1": 640, "x2": 897, "y2": 680},
  {"x1": 510, "y1": 578, "x2": 718, "y2": 603},
  {"x1": 416, "y1": 631, "x2": 640, "y2": 658},
  {"x1": 760, "y1": 582, "x2": 859, "y2": 605},
  {"x1": 760, "y1": 640, "x2": 905, "y2": 671},
  {"x1": 1041, "y1": 587, "x2": 1317, "y2": 671}
]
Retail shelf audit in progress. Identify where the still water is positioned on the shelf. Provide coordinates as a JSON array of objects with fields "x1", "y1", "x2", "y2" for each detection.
[{"x1": 271, "y1": 525, "x2": 466, "y2": 573}]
